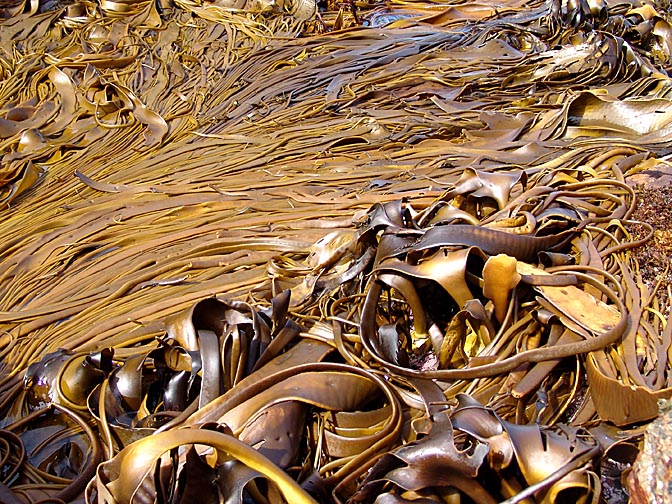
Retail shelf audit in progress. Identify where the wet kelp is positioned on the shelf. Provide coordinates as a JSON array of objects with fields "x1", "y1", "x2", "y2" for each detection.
[{"x1": 1, "y1": 0, "x2": 672, "y2": 501}]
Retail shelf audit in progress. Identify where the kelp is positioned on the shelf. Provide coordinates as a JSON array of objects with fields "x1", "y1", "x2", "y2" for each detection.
[{"x1": 1, "y1": 0, "x2": 672, "y2": 501}]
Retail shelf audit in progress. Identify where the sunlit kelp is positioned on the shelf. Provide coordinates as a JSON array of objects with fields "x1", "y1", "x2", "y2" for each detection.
[{"x1": 1, "y1": 0, "x2": 672, "y2": 501}]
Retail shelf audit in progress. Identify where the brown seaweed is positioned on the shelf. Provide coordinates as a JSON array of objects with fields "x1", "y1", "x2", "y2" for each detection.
[{"x1": 1, "y1": 0, "x2": 672, "y2": 501}]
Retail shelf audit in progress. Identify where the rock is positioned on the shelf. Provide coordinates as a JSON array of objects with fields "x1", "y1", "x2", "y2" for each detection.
[
  {"x1": 626, "y1": 159, "x2": 672, "y2": 188},
  {"x1": 627, "y1": 400, "x2": 672, "y2": 503}
]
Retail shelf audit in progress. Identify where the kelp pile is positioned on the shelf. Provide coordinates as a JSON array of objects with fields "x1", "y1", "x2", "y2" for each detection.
[{"x1": 2, "y1": 0, "x2": 672, "y2": 501}]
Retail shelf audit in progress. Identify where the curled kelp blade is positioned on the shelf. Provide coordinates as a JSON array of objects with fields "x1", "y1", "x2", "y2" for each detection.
[
  {"x1": 438, "y1": 300, "x2": 495, "y2": 369},
  {"x1": 450, "y1": 394, "x2": 514, "y2": 471},
  {"x1": 353, "y1": 409, "x2": 493, "y2": 503},
  {"x1": 188, "y1": 363, "x2": 402, "y2": 492},
  {"x1": 226, "y1": 367, "x2": 399, "y2": 474},
  {"x1": 375, "y1": 246, "x2": 486, "y2": 310},
  {"x1": 93, "y1": 426, "x2": 317, "y2": 504},
  {"x1": 23, "y1": 349, "x2": 112, "y2": 411},
  {"x1": 419, "y1": 168, "x2": 527, "y2": 222},
  {"x1": 162, "y1": 292, "x2": 299, "y2": 394},
  {"x1": 0, "y1": 161, "x2": 43, "y2": 207},
  {"x1": 217, "y1": 369, "x2": 380, "y2": 432},
  {"x1": 451, "y1": 395, "x2": 601, "y2": 503},
  {"x1": 501, "y1": 421, "x2": 601, "y2": 503},
  {"x1": 2, "y1": 403, "x2": 103, "y2": 503},
  {"x1": 317, "y1": 402, "x2": 396, "y2": 459},
  {"x1": 85, "y1": 351, "x2": 175, "y2": 445},
  {"x1": 180, "y1": 338, "x2": 338, "y2": 427},
  {"x1": 83, "y1": 292, "x2": 305, "y2": 437}
]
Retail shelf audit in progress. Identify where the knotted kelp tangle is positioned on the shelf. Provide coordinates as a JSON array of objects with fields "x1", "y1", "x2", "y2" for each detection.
[{"x1": 1, "y1": 0, "x2": 672, "y2": 501}]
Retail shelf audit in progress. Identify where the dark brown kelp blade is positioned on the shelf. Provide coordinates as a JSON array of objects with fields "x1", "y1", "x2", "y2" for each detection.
[{"x1": 352, "y1": 410, "x2": 493, "y2": 503}]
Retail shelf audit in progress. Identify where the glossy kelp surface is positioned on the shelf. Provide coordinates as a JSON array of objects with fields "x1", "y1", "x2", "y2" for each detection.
[{"x1": 1, "y1": 0, "x2": 672, "y2": 502}]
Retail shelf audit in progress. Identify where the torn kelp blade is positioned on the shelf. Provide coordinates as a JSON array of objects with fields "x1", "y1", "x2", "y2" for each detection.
[
  {"x1": 585, "y1": 352, "x2": 672, "y2": 426},
  {"x1": 451, "y1": 395, "x2": 602, "y2": 504},
  {"x1": 352, "y1": 409, "x2": 493, "y2": 503}
]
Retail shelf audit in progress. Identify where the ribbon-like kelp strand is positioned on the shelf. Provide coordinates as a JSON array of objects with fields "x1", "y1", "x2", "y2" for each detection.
[{"x1": 359, "y1": 271, "x2": 628, "y2": 380}]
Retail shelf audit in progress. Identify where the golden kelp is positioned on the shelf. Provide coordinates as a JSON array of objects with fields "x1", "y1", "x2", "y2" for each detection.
[{"x1": 1, "y1": 0, "x2": 672, "y2": 501}]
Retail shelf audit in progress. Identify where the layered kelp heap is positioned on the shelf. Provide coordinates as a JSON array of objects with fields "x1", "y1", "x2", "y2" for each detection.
[{"x1": 2, "y1": 0, "x2": 672, "y2": 501}]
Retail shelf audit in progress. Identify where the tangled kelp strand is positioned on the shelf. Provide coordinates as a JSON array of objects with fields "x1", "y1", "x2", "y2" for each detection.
[{"x1": 2, "y1": 0, "x2": 672, "y2": 501}]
